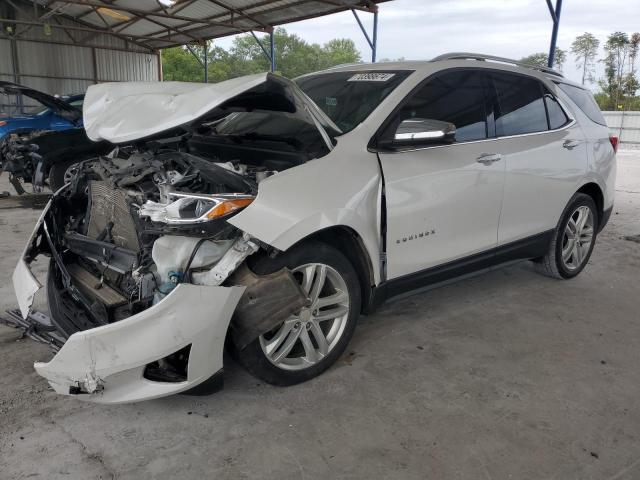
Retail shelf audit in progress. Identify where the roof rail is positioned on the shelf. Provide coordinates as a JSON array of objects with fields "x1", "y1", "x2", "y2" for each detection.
[{"x1": 431, "y1": 52, "x2": 564, "y2": 78}]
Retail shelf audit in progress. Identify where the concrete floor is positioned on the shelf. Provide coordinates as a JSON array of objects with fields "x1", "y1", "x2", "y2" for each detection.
[{"x1": 1, "y1": 151, "x2": 639, "y2": 480}]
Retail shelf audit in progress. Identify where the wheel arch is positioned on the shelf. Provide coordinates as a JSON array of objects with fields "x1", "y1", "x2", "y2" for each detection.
[
  {"x1": 285, "y1": 225, "x2": 376, "y2": 315},
  {"x1": 576, "y1": 182, "x2": 604, "y2": 226}
]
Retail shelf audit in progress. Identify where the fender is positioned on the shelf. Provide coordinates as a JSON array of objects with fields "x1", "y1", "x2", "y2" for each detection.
[{"x1": 229, "y1": 138, "x2": 384, "y2": 284}]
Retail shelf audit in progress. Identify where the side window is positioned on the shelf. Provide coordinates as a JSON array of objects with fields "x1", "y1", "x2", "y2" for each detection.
[
  {"x1": 556, "y1": 82, "x2": 607, "y2": 126},
  {"x1": 386, "y1": 70, "x2": 488, "y2": 143},
  {"x1": 543, "y1": 89, "x2": 570, "y2": 129},
  {"x1": 492, "y1": 73, "x2": 548, "y2": 136}
]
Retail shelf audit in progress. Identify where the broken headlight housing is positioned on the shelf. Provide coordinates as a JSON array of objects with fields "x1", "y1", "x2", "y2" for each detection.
[{"x1": 139, "y1": 192, "x2": 254, "y2": 224}]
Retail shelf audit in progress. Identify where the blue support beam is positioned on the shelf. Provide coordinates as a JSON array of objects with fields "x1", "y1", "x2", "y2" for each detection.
[
  {"x1": 270, "y1": 30, "x2": 276, "y2": 72},
  {"x1": 251, "y1": 30, "x2": 275, "y2": 71},
  {"x1": 546, "y1": 0, "x2": 563, "y2": 68},
  {"x1": 351, "y1": 7, "x2": 378, "y2": 63},
  {"x1": 203, "y1": 40, "x2": 208, "y2": 83}
]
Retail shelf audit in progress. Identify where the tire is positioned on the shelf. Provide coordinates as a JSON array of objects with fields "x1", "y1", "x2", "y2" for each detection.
[
  {"x1": 236, "y1": 241, "x2": 361, "y2": 386},
  {"x1": 536, "y1": 193, "x2": 599, "y2": 279},
  {"x1": 48, "y1": 158, "x2": 81, "y2": 192}
]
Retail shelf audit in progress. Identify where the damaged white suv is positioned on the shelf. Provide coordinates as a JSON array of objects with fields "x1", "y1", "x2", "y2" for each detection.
[{"x1": 12, "y1": 53, "x2": 616, "y2": 403}]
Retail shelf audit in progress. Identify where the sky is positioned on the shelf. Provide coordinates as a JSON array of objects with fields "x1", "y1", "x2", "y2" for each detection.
[{"x1": 213, "y1": 0, "x2": 640, "y2": 89}]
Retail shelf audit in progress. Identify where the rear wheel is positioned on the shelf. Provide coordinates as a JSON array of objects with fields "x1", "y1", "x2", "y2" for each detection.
[
  {"x1": 536, "y1": 193, "x2": 598, "y2": 279},
  {"x1": 237, "y1": 242, "x2": 361, "y2": 386}
]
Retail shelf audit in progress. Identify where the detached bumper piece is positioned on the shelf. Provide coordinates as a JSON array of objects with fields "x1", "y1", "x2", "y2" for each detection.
[{"x1": 32, "y1": 284, "x2": 244, "y2": 403}]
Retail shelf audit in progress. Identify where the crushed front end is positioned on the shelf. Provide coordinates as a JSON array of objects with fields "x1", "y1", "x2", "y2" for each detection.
[{"x1": 12, "y1": 142, "x2": 308, "y2": 403}]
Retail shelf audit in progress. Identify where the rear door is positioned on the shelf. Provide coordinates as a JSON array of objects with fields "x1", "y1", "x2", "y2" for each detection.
[
  {"x1": 488, "y1": 72, "x2": 588, "y2": 245},
  {"x1": 377, "y1": 69, "x2": 506, "y2": 279}
]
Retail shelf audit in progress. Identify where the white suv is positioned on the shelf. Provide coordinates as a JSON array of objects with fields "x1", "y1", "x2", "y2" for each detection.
[{"x1": 12, "y1": 53, "x2": 616, "y2": 403}]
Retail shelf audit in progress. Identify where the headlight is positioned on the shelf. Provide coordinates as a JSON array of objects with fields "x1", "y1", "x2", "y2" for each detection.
[{"x1": 139, "y1": 192, "x2": 254, "y2": 224}]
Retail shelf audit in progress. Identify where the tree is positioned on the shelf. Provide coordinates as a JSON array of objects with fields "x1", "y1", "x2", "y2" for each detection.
[
  {"x1": 600, "y1": 32, "x2": 630, "y2": 109},
  {"x1": 571, "y1": 33, "x2": 600, "y2": 84},
  {"x1": 520, "y1": 48, "x2": 566, "y2": 71},
  {"x1": 161, "y1": 28, "x2": 362, "y2": 84},
  {"x1": 161, "y1": 46, "x2": 205, "y2": 82},
  {"x1": 322, "y1": 39, "x2": 361, "y2": 67}
]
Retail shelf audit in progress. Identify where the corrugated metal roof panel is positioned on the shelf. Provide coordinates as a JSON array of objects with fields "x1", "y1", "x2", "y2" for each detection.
[{"x1": 27, "y1": 0, "x2": 390, "y2": 49}]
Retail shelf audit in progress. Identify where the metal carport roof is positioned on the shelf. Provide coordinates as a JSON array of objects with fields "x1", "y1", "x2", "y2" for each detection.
[{"x1": 4, "y1": 1, "x2": 389, "y2": 51}]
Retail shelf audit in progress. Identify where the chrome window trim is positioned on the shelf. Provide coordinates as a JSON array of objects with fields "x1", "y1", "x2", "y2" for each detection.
[{"x1": 380, "y1": 118, "x2": 577, "y2": 154}]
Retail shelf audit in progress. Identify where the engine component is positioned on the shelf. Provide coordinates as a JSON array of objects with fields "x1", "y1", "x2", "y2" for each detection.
[
  {"x1": 87, "y1": 180, "x2": 140, "y2": 250},
  {"x1": 65, "y1": 232, "x2": 137, "y2": 274},
  {"x1": 66, "y1": 263, "x2": 127, "y2": 308},
  {"x1": 151, "y1": 235, "x2": 234, "y2": 286}
]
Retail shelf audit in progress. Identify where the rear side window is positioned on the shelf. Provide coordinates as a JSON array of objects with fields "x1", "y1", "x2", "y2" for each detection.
[
  {"x1": 556, "y1": 83, "x2": 607, "y2": 126},
  {"x1": 385, "y1": 69, "x2": 488, "y2": 142},
  {"x1": 491, "y1": 72, "x2": 548, "y2": 136},
  {"x1": 543, "y1": 89, "x2": 570, "y2": 129}
]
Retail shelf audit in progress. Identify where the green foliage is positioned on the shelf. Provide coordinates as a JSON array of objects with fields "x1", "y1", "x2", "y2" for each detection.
[
  {"x1": 571, "y1": 32, "x2": 599, "y2": 84},
  {"x1": 520, "y1": 48, "x2": 566, "y2": 71},
  {"x1": 598, "y1": 31, "x2": 640, "y2": 110},
  {"x1": 161, "y1": 27, "x2": 361, "y2": 83}
]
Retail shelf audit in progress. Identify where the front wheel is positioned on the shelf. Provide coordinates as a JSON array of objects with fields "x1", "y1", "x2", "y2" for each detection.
[
  {"x1": 535, "y1": 193, "x2": 598, "y2": 279},
  {"x1": 237, "y1": 242, "x2": 361, "y2": 386}
]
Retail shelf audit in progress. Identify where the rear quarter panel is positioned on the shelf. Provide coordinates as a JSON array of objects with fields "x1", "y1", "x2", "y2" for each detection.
[{"x1": 552, "y1": 84, "x2": 616, "y2": 211}]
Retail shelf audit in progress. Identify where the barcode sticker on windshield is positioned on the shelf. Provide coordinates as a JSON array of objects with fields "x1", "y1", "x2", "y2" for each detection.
[{"x1": 347, "y1": 73, "x2": 395, "y2": 82}]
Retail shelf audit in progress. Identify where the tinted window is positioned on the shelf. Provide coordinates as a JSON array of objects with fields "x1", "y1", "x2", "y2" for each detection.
[
  {"x1": 386, "y1": 70, "x2": 488, "y2": 142},
  {"x1": 492, "y1": 73, "x2": 547, "y2": 136},
  {"x1": 556, "y1": 82, "x2": 607, "y2": 126},
  {"x1": 543, "y1": 90, "x2": 569, "y2": 129},
  {"x1": 295, "y1": 70, "x2": 412, "y2": 133}
]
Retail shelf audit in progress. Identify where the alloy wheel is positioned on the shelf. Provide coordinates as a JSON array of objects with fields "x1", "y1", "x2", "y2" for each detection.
[
  {"x1": 259, "y1": 263, "x2": 350, "y2": 371},
  {"x1": 561, "y1": 205, "x2": 594, "y2": 271},
  {"x1": 63, "y1": 162, "x2": 80, "y2": 185}
]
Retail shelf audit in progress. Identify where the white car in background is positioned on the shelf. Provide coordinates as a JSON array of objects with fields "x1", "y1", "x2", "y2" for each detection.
[{"x1": 12, "y1": 53, "x2": 616, "y2": 403}]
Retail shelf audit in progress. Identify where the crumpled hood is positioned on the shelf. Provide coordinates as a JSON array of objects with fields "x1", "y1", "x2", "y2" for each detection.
[
  {"x1": 0, "y1": 81, "x2": 82, "y2": 122},
  {"x1": 83, "y1": 72, "x2": 341, "y2": 144}
]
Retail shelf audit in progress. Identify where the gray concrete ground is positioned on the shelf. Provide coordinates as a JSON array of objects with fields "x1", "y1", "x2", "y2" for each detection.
[{"x1": 1, "y1": 152, "x2": 639, "y2": 480}]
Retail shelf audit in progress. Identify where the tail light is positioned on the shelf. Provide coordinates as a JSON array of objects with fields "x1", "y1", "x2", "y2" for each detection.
[{"x1": 609, "y1": 135, "x2": 619, "y2": 153}]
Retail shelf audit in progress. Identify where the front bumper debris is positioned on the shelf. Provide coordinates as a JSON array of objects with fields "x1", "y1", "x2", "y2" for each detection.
[
  {"x1": 32, "y1": 283, "x2": 244, "y2": 403},
  {"x1": 11, "y1": 197, "x2": 246, "y2": 403}
]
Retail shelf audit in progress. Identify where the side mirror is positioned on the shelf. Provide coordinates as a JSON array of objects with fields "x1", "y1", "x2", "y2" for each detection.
[{"x1": 392, "y1": 118, "x2": 456, "y2": 146}]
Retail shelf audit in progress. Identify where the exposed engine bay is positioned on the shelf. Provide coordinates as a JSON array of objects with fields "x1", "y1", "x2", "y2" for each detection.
[
  {"x1": 32, "y1": 136, "x2": 310, "y2": 389},
  {"x1": 9, "y1": 72, "x2": 348, "y2": 402}
]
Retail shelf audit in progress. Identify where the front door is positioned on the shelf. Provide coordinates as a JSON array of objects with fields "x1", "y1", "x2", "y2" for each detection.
[{"x1": 376, "y1": 69, "x2": 505, "y2": 280}]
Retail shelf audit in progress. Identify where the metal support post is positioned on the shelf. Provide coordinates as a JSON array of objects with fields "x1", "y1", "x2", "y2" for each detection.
[{"x1": 546, "y1": 0, "x2": 563, "y2": 68}]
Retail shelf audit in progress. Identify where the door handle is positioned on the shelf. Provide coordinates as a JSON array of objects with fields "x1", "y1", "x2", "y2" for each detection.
[
  {"x1": 476, "y1": 153, "x2": 503, "y2": 165},
  {"x1": 563, "y1": 139, "x2": 582, "y2": 150}
]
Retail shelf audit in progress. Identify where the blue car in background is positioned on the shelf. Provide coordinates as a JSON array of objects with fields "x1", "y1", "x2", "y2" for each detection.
[
  {"x1": 0, "y1": 82, "x2": 110, "y2": 194},
  {"x1": 0, "y1": 81, "x2": 84, "y2": 140}
]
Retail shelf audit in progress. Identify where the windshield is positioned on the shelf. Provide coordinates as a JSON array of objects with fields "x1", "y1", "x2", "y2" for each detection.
[{"x1": 295, "y1": 70, "x2": 413, "y2": 133}]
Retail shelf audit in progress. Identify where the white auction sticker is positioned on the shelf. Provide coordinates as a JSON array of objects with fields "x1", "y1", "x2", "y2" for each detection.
[{"x1": 347, "y1": 73, "x2": 396, "y2": 82}]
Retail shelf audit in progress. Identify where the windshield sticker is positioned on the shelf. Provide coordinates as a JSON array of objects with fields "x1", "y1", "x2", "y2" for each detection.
[
  {"x1": 348, "y1": 73, "x2": 396, "y2": 82},
  {"x1": 325, "y1": 97, "x2": 338, "y2": 107}
]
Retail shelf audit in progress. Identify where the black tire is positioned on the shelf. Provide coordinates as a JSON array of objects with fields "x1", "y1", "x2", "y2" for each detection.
[
  {"x1": 48, "y1": 158, "x2": 81, "y2": 192},
  {"x1": 536, "y1": 193, "x2": 599, "y2": 279},
  {"x1": 237, "y1": 241, "x2": 361, "y2": 386}
]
